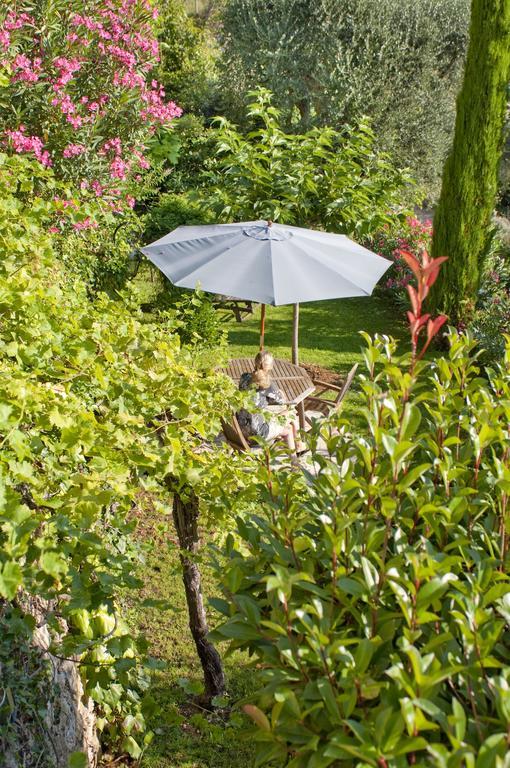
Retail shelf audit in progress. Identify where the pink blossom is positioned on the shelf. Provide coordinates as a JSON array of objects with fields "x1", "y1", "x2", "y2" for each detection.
[
  {"x1": 107, "y1": 44, "x2": 136, "y2": 69},
  {"x1": 5, "y1": 127, "x2": 52, "y2": 167},
  {"x1": 11, "y1": 54, "x2": 42, "y2": 83},
  {"x1": 126, "y1": 195, "x2": 135, "y2": 208},
  {"x1": 4, "y1": 12, "x2": 34, "y2": 31},
  {"x1": 63, "y1": 143, "x2": 86, "y2": 158},
  {"x1": 91, "y1": 180, "x2": 104, "y2": 196},
  {"x1": 103, "y1": 137, "x2": 122, "y2": 155},
  {"x1": 0, "y1": 30, "x2": 11, "y2": 51},
  {"x1": 110, "y1": 156, "x2": 130, "y2": 179},
  {"x1": 52, "y1": 56, "x2": 82, "y2": 88},
  {"x1": 48, "y1": 226, "x2": 60, "y2": 234},
  {"x1": 73, "y1": 217, "x2": 98, "y2": 230}
]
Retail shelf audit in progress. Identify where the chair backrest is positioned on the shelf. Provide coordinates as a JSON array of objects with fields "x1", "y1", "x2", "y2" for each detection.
[
  {"x1": 335, "y1": 363, "x2": 359, "y2": 406},
  {"x1": 221, "y1": 414, "x2": 251, "y2": 452}
]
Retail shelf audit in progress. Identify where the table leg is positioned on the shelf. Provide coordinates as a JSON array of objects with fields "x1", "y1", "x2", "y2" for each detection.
[{"x1": 297, "y1": 401, "x2": 305, "y2": 431}]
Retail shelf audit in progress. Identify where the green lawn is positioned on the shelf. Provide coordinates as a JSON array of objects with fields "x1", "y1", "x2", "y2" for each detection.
[{"x1": 224, "y1": 295, "x2": 406, "y2": 370}]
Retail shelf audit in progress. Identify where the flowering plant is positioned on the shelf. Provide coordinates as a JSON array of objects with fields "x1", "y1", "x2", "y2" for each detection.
[
  {"x1": 0, "y1": 0, "x2": 181, "y2": 221},
  {"x1": 367, "y1": 216, "x2": 433, "y2": 308}
]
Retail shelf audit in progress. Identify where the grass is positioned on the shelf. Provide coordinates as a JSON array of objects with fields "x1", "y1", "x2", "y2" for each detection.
[
  {"x1": 131, "y1": 506, "x2": 255, "y2": 768},
  {"x1": 224, "y1": 295, "x2": 406, "y2": 370}
]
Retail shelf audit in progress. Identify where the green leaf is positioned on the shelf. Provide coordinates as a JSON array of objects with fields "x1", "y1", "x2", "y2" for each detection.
[
  {"x1": 0, "y1": 562, "x2": 23, "y2": 599},
  {"x1": 40, "y1": 551, "x2": 68, "y2": 578},
  {"x1": 68, "y1": 752, "x2": 87, "y2": 768},
  {"x1": 122, "y1": 736, "x2": 142, "y2": 759}
]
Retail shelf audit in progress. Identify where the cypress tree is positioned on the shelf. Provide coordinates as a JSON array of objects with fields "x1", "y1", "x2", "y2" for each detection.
[{"x1": 429, "y1": 0, "x2": 510, "y2": 322}]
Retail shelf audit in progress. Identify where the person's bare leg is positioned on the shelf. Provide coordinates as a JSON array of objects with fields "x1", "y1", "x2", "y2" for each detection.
[
  {"x1": 285, "y1": 428, "x2": 296, "y2": 453},
  {"x1": 292, "y1": 419, "x2": 306, "y2": 453}
]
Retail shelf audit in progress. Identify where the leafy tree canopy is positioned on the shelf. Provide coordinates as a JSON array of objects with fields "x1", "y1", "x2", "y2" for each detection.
[
  {"x1": 202, "y1": 89, "x2": 415, "y2": 237},
  {"x1": 218, "y1": 0, "x2": 470, "y2": 197}
]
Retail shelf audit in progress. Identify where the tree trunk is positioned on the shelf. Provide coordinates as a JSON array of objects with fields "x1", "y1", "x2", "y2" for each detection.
[
  {"x1": 172, "y1": 490, "x2": 225, "y2": 704},
  {"x1": 2, "y1": 596, "x2": 99, "y2": 768},
  {"x1": 429, "y1": 0, "x2": 510, "y2": 323}
]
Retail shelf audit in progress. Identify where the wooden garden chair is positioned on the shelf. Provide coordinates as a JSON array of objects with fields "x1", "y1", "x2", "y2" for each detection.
[
  {"x1": 220, "y1": 414, "x2": 252, "y2": 452},
  {"x1": 303, "y1": 363, "x2": 358, "y2": 425}
]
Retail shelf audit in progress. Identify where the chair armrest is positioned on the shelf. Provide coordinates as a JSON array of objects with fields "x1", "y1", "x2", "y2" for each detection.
[
  {"x1": 312, "y1": 378, "x2": 344, "y2": 392},
  {"x1": 304, "y1": 396, "x2": 335, "y2": 406}
]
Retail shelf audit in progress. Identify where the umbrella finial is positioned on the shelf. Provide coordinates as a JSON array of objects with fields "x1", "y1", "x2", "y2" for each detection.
[{"x1": 267, "y1": 219, "x2": 272, "y2": 227}]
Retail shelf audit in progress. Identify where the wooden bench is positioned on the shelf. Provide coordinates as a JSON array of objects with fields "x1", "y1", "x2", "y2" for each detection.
[{"x1": 213, "y1": 296, "x2": 255, "y2": 323}]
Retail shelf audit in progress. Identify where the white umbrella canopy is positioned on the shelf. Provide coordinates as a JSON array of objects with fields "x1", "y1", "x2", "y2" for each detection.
[
  {"x1": 141, "y1": 220, "x2": 391, "y2": 375},
  {"x1": 141, "y1": 220, "x2": 390, "y2": 308}
]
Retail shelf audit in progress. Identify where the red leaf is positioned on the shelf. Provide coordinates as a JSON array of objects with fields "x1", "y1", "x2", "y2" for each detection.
[
  {"x1": 427, "y1": 314, "x2": 448, "y2": 340},
  {"x1": 407, "y1": 285, "x2": 420, "y2": 315},
  {"x1": 423, "y1": 257, "x2": 448, "y2": 289},
  {"x1": 400, "y1": 250, "x2": 421, "y2": 281}
]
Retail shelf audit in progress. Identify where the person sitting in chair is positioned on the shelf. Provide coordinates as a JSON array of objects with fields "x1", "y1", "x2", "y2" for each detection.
[{"x1": 236, "y1": 350, "x2": 302, "y2": 453}]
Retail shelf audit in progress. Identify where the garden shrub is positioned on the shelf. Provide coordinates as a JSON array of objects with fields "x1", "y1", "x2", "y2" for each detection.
[
  {"x1": 469, "y1": 238, "x2": 510, "y2": 364},
  {"x1": 203, "y1": 89, "x2": 415, "y2": 237},
  {"x1": 173, "y1": 289, "x2": 227, "y2": 350},
  {"x1": 0, "y1": 0, "x2": 181, "y2": 216},
  {"x1": 213, "y1": 257, "x2": 510, "y2": 766},
  {"x1": 368, "y1": 217, "x2": 433, "y2": 309},
  {"x1": 59, "y1": 211, "x2": 145, "y2": 296},
  {"x1": 0, "y1": 153, "x2": 238, "y2": 761},
  {"x1": 144, "y1": 191, "x2": 214, "y2": 243},
  {"x1": 156, "y1": 0, "x2": 220, "y2": 116}
]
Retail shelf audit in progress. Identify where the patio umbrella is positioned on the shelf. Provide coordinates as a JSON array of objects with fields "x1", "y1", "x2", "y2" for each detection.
[{"x1": 141, "y1": 220, "x2": 391, "y2": 365}]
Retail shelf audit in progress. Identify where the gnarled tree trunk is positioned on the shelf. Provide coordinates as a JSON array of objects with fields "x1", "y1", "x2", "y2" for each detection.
[{"x1": 172, "y1": 489, "x2": 225, "y2": 704}]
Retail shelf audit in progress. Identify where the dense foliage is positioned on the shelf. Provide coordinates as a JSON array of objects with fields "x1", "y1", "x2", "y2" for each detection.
[
  {"x1": 470, "y1": 244, "x2": 510, "y2": 363},
  {"x1": 214, "y1": 322, "x2": 510, "y2": 766},
  {"x1": 217, "y1": 0, "x2": 470, "y2": 197},
  {"x1": 202, "y1": 89, "x2": 414, "y2": 237},
  {"x1": 214, "y1": 344, "x2": 510, "y2": 768},
  {"x1": 0, "y1": 153, "x2": 239, "y2": 761},
  {"x1": 0, "y1": 0, "x2": 181, "y2": 216},
  {"x1": 429, "y1": 0, "x2": 510, "y2": 322},
  {"x1": 370, "y1": 217, "x2": 433, "y2": 309},
  {"x1": 156, "y1": 0, "x2": 219, "y2": 116}
]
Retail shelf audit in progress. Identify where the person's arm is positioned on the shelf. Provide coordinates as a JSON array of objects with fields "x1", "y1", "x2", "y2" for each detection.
[{"x1": 266, "y1": 382, "x2": 285, "y2": 405}]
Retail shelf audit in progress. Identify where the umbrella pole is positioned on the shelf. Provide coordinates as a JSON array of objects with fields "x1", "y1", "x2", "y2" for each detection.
[
  {"x1": 292, "y1": 303, "x2": 305, "y2": 431},
  {"x1": 260, "y1": 303, "x2": 266, "y2": 350},
  {"x1": 292, "y1": 303, "x2": 299, "y2": 364}
]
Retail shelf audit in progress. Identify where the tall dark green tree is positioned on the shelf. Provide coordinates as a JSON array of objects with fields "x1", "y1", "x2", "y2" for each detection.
[{"x1": 430, "y1": 0, "x2": 510, "y2": 321}]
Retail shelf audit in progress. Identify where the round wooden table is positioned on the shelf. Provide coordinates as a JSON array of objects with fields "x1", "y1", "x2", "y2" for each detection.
[{"x1": 222, "y1": 357, "x2": 314, "y2": 406}]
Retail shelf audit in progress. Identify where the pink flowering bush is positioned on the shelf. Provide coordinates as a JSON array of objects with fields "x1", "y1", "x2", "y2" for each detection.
[
  {"x1": 0, "y1": 0, "x2": 181, "y2": 216},
  {"x1": 366, "y1": 216, "x2": 433, "y2": 308}
]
